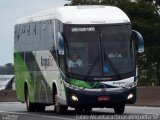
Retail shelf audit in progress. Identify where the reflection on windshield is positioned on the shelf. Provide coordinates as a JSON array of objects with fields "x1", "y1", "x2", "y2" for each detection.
[
  {"x1": 65, "y1": 30, "x2": 101, "y2": 76},
  {"x1": 101, "y1": 25, "x2": 135, "y2": 76},
  {"x1": 107, "y1": 47, "x2": 122, "y2": 58},
  {"x1": 68, "y1": 53, "x2": 83, "y2": 68},
  {"x1": 65, "y1": 25, "x2": 135, "y2": 80}
]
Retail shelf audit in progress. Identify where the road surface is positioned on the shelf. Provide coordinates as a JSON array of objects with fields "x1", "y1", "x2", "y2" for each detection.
[{"x1": 0, "y1": 102, "x2": 160, "y2": 120}]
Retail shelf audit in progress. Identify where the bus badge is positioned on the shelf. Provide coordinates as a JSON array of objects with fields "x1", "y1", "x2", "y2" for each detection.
[{"x1": 101, "y1": 88, "x2": 107, "y2": 94}]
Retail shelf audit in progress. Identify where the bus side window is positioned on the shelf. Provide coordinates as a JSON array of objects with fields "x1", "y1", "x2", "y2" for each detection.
[
  {"x1": 40, "y1": 21, "x2": 44, "y2": 50},
  {"x1": 19, "y1": 25, "x2": 23, "y2": 51},
  {"x1": 15, "y1": 24, "x2": 21, "y2": 52},
  {"x1": 25, "y1": 23, "x2": 30, "y2": 51},
  {"x1": 51, "y1": 20, "x2": 55, "y2": 50},
  {"x1": 27, "y1": 23, "x2": 30, "y2": 36},
  {"x1": 40, "y1": 21, "x2": 52, "y2": 50},
  {"x1": 23, "y1": 24, "x2": 27, "y2": 51},
  {"x1": 46, "y1": 20, "x2": 54, "y2": 50},
  {"x1": 34, "y1": 23, "x2": 36, "y2": 36},
  {"x1": 14, "y1": 25, "x2": 18, "y2": 49},
  {"x1": 27, "y1": 23, "x2": 34, "y2": 51},
  {"x1": 34, "y1": 22, "x2": 41, "y2": 51}
]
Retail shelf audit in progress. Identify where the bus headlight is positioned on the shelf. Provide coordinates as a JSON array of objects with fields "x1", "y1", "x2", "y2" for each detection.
[
  {"x1": 127, "y1": 93, "x2": 134, "y2": 100},
  {"x1": 72, "y1": 95, "x2": 78, "y2": 101}
]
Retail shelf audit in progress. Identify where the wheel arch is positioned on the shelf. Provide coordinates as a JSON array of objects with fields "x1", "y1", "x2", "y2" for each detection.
[
  {"x1": 24, "y1": 81, "x2": 28, "y2": 101},
  {"x1": 52, "y1": 81, "x2": 58, "y2": 104}
]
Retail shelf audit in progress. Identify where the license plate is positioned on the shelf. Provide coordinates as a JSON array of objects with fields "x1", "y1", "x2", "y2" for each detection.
[{"x1": 98, "y1": 96, "x2": 110, "y2": 101}]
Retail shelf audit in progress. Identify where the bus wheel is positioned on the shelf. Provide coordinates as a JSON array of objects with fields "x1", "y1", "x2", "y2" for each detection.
[
  {"x1": 54, "y1": 94, "x2": 68, "y2": 114},
  {"x1": 75, "y1": 107, "x2": 83, "y2": 113},
  {"x1": 84, "y1": 107, "x2": 92, "y2": 112},
  {"x1": 114, "y1": 103, "x2": 125, "y2": 114},
  {"x1": 37, "y1": 104, "x2": 45, "y2": 112},
  {"x1": 25, "y1": 88, "x2": 35, "y2": 112}
]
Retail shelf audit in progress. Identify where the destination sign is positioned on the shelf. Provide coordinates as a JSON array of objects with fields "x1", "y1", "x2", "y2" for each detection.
[{"x1": 71, "y1": 27, "x2": 95, "y2": 32}]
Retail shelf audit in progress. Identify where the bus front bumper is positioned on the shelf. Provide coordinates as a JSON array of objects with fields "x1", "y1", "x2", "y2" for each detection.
[{"x1": 65, "y1": 87, "x2": 136, "y2": 108}]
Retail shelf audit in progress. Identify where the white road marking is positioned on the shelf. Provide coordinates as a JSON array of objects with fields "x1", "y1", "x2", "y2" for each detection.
[{"x1": 0, "y1": 111, "x2": 76, "y2": 120}]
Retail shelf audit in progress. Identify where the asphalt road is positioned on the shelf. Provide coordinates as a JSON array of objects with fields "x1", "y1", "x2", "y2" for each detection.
[{"x1": 0, "y1": 102, "x2": 160, "y2": 120}]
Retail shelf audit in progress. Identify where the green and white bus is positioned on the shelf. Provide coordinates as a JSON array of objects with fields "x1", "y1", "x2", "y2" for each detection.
[{"x1": 14, "y1": 6, "x2": 144, "y2": 114}]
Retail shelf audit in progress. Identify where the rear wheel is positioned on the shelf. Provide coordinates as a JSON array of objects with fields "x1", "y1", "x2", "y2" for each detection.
[
  {"x1": 114, "y1": 103, "x2": 125, "y2": 114},
  {"x1": 36, "y1": 104, "x2": 45, "y2": 112},
  {"x1": 25, "y1": 88, "x2": 35, "y2": 112}
]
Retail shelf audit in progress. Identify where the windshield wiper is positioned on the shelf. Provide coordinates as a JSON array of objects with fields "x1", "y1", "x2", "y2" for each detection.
[
  {"x1": 84, "y1": 55, "x2": 99, "y2": 81},
  {"x1": 103, "y1": 46, "x2": 121, "y2": 79}
]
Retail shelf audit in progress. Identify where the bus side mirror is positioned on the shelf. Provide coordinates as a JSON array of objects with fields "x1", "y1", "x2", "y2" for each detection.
[
  {"x1": 132, "y1": 30, "x2": 144, "y2": 53},
  {"x1": 57, "y1": 32, "x2": 64, "y2": 55}
]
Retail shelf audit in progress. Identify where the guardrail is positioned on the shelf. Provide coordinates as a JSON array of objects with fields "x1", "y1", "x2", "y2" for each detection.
[
  {"x1": 0, "y1": 87, "x2": 160, "y2": 107},
  {"x1": 0, "y1": 90, "x2": 17, "y2": 102},
  {"x1": 135, "y1": 87, "x2": 160, "y2": 107}
]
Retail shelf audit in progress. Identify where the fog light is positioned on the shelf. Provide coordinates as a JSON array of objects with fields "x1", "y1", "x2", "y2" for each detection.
[
  {"x1": 72, "y1": 95, "x2": 78, "y2": 101},
  {"x1": 127, "y1": 93, "x2": 133, "y2": 100}
]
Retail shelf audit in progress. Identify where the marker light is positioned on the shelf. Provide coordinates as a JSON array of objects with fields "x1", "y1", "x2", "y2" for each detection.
[
  {"x1": 72, "y1": 95, "x2": 78, "y2": 101},
  {"x1": 127, "y1": 93, "x2": 134, "y2": 100}
]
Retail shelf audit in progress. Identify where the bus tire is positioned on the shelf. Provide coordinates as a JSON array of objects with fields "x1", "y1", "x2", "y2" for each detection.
[
  {"x1": 114, "y1": 103, "x2": 125, "y2": 114},
  {"x1": 54, "y1": 94, "x2": 68, "y2": 114},
  {"x1": 84, "y1": 107, "x2": 92, "y2": 112},
  {"x1": 36, "y1": 104, "x2": 46, "y2": 112},
  {"x1": 25, "y1": 87, "x2": 35, "y2": 112},
  {"x1": 75, "y1": 107, "x2": 83, "y2": 113}
]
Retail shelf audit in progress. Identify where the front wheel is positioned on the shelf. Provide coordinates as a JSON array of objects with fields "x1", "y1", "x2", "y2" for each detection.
[
  {"x1": 54, "y1": 94, "x2": 68, "y2": 114},
  {"x1": 84, "y1": 107, "x2": 92, "y2": 112},
  {"x1": 75, "y1": 107, "x2": 83, "y2": 113},
  {"x1": 114, "y1": 103, "x2": 125, "y2": 114}
]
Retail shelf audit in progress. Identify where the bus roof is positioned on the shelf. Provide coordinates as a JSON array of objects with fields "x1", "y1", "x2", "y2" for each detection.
[{"x1": 15, "y1": 6, "x2": 130, "y2": 25}]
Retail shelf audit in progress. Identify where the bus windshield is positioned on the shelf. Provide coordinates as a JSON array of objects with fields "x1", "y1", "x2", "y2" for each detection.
[{"x1": 65, "y1": 24, "x2": 135, "y2": 81}]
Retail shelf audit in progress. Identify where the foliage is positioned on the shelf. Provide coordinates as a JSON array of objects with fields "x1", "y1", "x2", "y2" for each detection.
[
  {"x1": 117, "y1": 1, "x2": 160, "y2": 86},
  {"x1": 0, "y1": 63, "x2": 14, "y2": 75}
]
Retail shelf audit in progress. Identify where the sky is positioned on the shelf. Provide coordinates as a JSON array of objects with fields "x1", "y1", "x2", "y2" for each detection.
[{"x1": 0, "y1": 0, "x2": 69, "y2": 66}]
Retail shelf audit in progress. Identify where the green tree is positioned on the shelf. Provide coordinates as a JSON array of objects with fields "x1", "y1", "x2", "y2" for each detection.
[
  {"x1": 117, "y1": 1, "x2": 160, "y2": 86},
  {"x1": 67, "y1": 0, "x2": 129, "y2": 5},
  {"x1": 0, "y1": 63, "x2": 14, "y2": 75}
]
